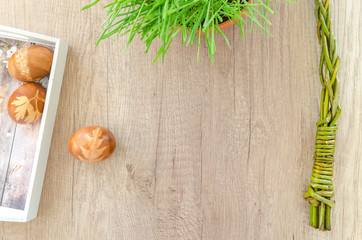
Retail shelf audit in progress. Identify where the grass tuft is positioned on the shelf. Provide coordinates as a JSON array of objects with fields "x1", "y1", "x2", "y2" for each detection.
[{"x1": 82, "y1": 0, "x2": 297, "y2": 63}]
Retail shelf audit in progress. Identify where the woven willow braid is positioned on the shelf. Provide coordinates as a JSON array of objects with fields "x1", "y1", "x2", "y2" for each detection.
[{"x1": 303, "y1": 0, "x2": 341, "y2": 231}]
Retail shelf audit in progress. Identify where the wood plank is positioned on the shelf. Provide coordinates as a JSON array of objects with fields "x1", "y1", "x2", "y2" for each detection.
[
  {"x1": 0, "y1": 39, "x2": 24, "y2": 205},
  {"x1": 0, "y1": 42, "x2": 17, "y2": 202},
  {"x1": 0, "y1": 38, "x2": 42, "y2": 210},
  {"x1": 0, "y1": 121, "x2": 41, "y2": 210}
]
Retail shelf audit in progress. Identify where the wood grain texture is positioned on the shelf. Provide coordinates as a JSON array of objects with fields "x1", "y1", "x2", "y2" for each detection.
[
  {"x1": 0, "y1": 0, "x2": 361, "y2": 239},
  {"x1": 0, "y1": 40, "x2": 41, "y2": 210},
  {"x1": 0, "y1": 58, "x2": 17, "y2": 202}
]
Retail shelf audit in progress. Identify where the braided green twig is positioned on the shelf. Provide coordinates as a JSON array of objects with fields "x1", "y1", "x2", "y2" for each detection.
[
  {"x1": 304, "y1": 0, "x2": 341, "y2": 231},
  {"x1": 303, "y1": 0, "x2": 341, "y2": 231}
]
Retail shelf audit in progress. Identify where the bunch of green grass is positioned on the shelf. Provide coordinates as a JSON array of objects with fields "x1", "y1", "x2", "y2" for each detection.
[{"x1": 82, "y1": 0, "x2": 295, "y2": 63}]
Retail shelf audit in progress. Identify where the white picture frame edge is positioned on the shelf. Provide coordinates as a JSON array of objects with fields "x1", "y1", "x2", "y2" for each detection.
[{"x1": 0, "y1": 25, "x2": 68, "y2": 222}]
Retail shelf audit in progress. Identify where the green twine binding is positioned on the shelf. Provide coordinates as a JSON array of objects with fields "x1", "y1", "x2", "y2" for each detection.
[{"x1": 303, "y1": 0, "x2": 341, "y2": 231}]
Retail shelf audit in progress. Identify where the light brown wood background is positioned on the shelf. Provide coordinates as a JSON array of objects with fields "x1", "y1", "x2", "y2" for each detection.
[{"x1": 0, "y1": 0, "x2": 361, "y2": 239}]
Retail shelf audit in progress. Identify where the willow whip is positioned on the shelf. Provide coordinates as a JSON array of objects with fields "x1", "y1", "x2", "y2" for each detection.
[{"x1": 303, "y1": 0, "x2": 341, "y2": 231}]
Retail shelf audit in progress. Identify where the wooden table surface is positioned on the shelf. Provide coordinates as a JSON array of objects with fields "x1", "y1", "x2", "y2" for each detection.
[{"x1": 0, "y1": 1, "x2": 361, "y2": 239}]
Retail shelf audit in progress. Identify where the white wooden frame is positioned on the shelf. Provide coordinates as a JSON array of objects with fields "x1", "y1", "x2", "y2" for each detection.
[{"x1": 0, "y1": 25, "x2": 68, "y2": 222}]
